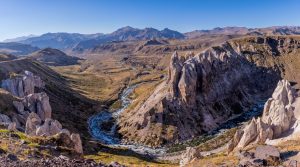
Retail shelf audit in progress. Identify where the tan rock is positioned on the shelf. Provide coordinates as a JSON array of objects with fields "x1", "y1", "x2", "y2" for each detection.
[
  {"x1": 230, "y1": 80, "x2": 298, "y2": 151},
  {"x1": 71, "y1": 133, "x2": 83, "y2": 154},
  {"x1": 36, "y1": 118, "x2": 62, "y2": 136},
  {"x1": 237, "y1": 118, "x2": 258, "y2": 148}
]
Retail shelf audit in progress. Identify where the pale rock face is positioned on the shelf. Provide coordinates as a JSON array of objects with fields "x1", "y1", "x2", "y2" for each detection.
[
  {"x1": 178, "y1": 58, "x2": 199, "y2": 105},
  {"x1": 167, "y1": 51, "x2": 183, "y2": 97},
  {"x1": 262, "y1": 81, "x2": 295, "y2": 137},
  {"x1": 228, "y1": 80, "x2": 298, "y2": 151},
  {"x1": 70, "y1": 133, "x2": 83, "y2": 154},
  {"x1": 237, "y1": 118, "x2": 258, "y2": 148},
  {"x1": 22, "y1": 92, "x2": 52, "y2": 120},
  {"x1": 1, "y1": 70, "x2": 44, "y2": 98},
  {"x1": 25, "y1": 112, "x2": 42, "y2": 136}
]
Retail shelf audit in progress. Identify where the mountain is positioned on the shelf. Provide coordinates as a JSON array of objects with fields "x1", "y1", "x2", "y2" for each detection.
[
  {"x1": 185, "y1": 26, "x2": 300, "y2": 38},
  {"x1": 0, "y1": 42, "x2": 40, "y2": 56},
  {"x1": 19, "y1": 32, "x2": 103, "y2": 50},
  {"x1": 15, "y1": 27, "x2": 184, "y2": 52},
  {"x1": 28, "y1": 48, "x2": 81, "y2": 66},
  {"x1": 72, "y1": 26, "x2": 185, "y2": 52},
  {"x1": 3, "y1": 34, "x2": 37, "y2": 42}
]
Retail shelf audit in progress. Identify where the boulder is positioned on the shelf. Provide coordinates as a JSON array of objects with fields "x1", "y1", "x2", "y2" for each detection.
[
  {"x1": 70, "y1": 133, "x2": 83, "y2": 154},
  {"x1": 237, "y1": 118, "x2": 258, "y2": 148},
  {"x1": 35, "y1": 119, "x2": 62, "y2": 136},
  {"x1": 254, "y1": 145, "x2": 280, "y2": 160},
  {"x1": 25, "y1": 112, "x2": 42, "y2": 136}
]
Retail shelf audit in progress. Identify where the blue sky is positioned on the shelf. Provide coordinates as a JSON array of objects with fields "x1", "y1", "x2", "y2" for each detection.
[{"x1": 0, "y1": 0, "x2": 299, "y2": 40}]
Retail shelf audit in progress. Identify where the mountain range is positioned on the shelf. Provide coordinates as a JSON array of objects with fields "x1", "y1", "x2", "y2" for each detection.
[{"x1": 2, "y1": 26, "x2": 300, "y2": 56}]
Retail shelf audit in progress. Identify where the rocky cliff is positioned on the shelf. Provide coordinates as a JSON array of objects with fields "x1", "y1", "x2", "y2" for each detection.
[
  {"x1": 118, "y1": 36, "x2": 300, "y2": 147},
  {"x1": 227, "y1": 79, "x2": 300, "y2": 152}
]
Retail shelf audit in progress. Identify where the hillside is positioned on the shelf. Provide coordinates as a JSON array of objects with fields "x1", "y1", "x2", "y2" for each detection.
[
  {"x1": 28, "y1": 48, "x2": 81, "y2": 66},
  {"x1": 0, "y1": 53, "x2": 17, "y2": 61}
]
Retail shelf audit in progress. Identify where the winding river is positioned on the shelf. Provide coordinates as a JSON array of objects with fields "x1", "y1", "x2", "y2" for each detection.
[{"x1": 88, "y1": 84, "x2": 166, "y2": 156}]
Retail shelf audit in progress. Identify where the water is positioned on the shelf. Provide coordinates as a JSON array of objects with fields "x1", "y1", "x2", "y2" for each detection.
[{"x1": 88, "y1": 84, "x2": 166, "y2": 156}]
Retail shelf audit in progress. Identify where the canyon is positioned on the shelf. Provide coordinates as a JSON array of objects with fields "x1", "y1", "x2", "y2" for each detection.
[{"x1": 0, "y1": 27, "x2": 300, "y2": 166}]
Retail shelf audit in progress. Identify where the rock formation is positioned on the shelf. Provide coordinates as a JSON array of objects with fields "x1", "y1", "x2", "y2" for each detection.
[
  {"x1": 119, "y1": 37, "x2": 287, "y2": 147},
  {"x1": 1, "y1": 71, "x2": 44, "y2": 98},
  {"x1": 1, "y1": 71, "x2": 83, "y2": 154},
  {"x1": 228, "y1": 80, "x2": 299, "y2": 151}
]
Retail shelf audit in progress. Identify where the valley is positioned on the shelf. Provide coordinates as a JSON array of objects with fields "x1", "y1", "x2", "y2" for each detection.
[{"x1": 1, "y1": 26, "x2": 300, "y2": 166}]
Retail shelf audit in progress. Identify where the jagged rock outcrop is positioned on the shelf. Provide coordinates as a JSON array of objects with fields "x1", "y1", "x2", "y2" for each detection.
[
  {"x1": 1, "y1": 71, "x2": 83, "y2": 154},
  {"x1": 228, "y1": 80, "x2": 298, "y2": 151},
  {"x1": 22, "y1": 92, "x2": 52, "y2": 120},
  {"x1": 1, "y1": 71, "x2": 44, "y2": 97},
  {"x1": 1, "y1": 71, "x2": 50, "y2": 122}
]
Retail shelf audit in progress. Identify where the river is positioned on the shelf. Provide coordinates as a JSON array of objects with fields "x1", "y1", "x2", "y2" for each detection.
[{"x1": 88, "y1": 84, "x2": 166, "y2": 156}]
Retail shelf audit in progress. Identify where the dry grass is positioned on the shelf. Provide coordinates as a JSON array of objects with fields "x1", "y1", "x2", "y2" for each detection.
[
  {"x1": 85, "y1": 152, "x2": 178, "y2": 167},
  {"x1": 187, "y1": 153, "x2": 238, "y2": 167},
  {"x1": 52, "y1": 59, "x2": 136, "y2": 103}
]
